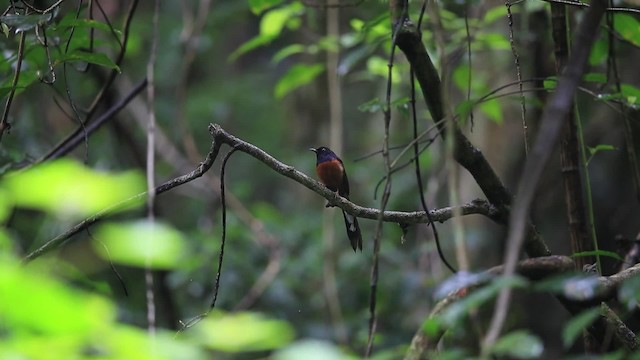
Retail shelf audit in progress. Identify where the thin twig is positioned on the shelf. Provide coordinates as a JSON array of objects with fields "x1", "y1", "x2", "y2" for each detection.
[{"x1": 0, "y1": 31, "x2": 25, "y2": 142}]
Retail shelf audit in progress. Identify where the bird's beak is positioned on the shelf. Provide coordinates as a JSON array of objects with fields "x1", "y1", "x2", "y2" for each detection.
[{"x1": 309, "y1": 147, "x2": 317, "y2": 153}]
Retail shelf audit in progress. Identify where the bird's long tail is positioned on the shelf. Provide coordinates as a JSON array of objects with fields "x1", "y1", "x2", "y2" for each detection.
[{"x1": 342, "y1": 211, "x2": 362, "y2": 251}]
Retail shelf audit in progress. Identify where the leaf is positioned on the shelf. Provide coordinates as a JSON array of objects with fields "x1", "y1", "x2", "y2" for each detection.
[
  {"x1": 563, "y1": 308, "x2": 600, "y2": 348},
  {"x1": 274, "y1": 63, "x2": 324, "y2": 99},
  {"x1": 358, "y1": 97, "x2": 386, "y2": 113},
  {"x1": 476, "y1": 33, "x2": 510, "y2": 50},
  {"x1": 55, "y1": 17, "x2": 122, "y2": 36},
  {"x1": 543, "y1": 76, "x2": 557, "y2": 90},
  {"x1": 613, "y1": 14, "x2": 640, "y2": 48},
  {"x1": 589, "y1": 37, "x2": 608, "y2": 66},
  {"x1": 230, "y1": 2, "x2": 303, "y2": 61},
  {"x1": 0, "y1": 9, "x2": 58, "y2": 33},
  {"x1": 61, "y1": 49, "x2": 120, "y2": 71},
  {"x1": 189, "y1": 311, "x2": 295, "y2": 352},
  {"x1": 94, "y1": 221, "x2": 187, "y2": 270},
  {"x1": 583, "y1": 72, "x2": 607, "y2": 84},
  {"x1": 479, "y1": 98, "x2": 503, "y2": 124},
  {"x1": 2, "y1": 159, "x2": 144, "y2": 219},
  {"x1": 621, "y1": 83, "x2": 640, "y2": 106},
  {"x1": 490, "y1": 330, "x2": 544, "y2": 359},
  {"x1": 483, "y1": 6, "x2": 507, "y2": 25},
  {"x1": 271, "y1": 44, "x2": 306, "y2": 64},
  {"x1": 572, "y1": 249, "x2": 621, "y2": 261},
  {"x1": 249, "y1": 0, "x2": 284, "y2": 15}
]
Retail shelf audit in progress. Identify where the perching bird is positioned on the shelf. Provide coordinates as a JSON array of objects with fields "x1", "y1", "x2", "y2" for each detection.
[{"x1": 310, "y1": 146, "x2": 363, "y2": 251}]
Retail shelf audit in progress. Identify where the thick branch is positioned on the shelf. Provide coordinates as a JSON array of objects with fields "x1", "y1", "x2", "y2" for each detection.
[{"x1": 392, "y1": 9, "x2": 550, "y2": 258}]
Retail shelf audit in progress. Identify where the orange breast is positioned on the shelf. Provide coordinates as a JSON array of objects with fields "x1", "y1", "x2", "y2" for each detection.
[{"x1": 316, "y1": 160, "x2": 344, "y2": 192}]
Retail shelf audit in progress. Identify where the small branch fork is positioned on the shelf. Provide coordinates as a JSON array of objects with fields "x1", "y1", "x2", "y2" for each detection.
[{"x1": 24, "y1": 123, "x2": 500, "y2": 262}]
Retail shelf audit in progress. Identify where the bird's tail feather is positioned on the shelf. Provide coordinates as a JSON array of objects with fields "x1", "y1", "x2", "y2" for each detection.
[{"x1": 342, "y1": 211, "x2": 362, "y2": 251}]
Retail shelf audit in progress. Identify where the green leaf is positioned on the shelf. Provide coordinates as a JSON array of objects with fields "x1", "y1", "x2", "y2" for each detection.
[
  {"x1": 366, "y1": 56, "x2": 400, "y2": 83},
  {"x1": 621, "y1": 83, "x2": 640, "y2": 106},
  {"x1": 490, "y1": 330, "x2": 543, "y2": 359},
  {"x1": 358, "y1": 97, "x2": 386, "y2": 113},
  {"x1": 476, "y1": 33, "x2": 510, "y2": 50},
  {"x1": 0, "y1": 69, "x2": 39, "y2": 99},
  {"x1": 2, "y1": 159, "x2": 144, "y2": 218},
  {"x1": 230, "y1": 2, "x2": 303, "y2": 61},
  {"x1": 189, "y1": 311, "x2": 295, "y2": 352},
  {"x1": 54, "y1": 17, "x2": 122, "y2": 36},
  {"x1": 543, "y1": 76, "x2": 557, "y2": 90},
  {"x1": 613, "y1": 14, "x2": 640, "y2": 48},
  {"x1": 583, "y1": 72, "x2": 607, "y2": 84},
  {"x1": 563, "y1": 308, "x2": 600, "y2": 348},
  {"x1": 272, "y1": 44, "x2": 306, "y2": 64},
  {"x1": 483, "y1": 6, "x2": 507, "y2": 25},
  {"x1": 422, "y1": 317, "x2": 442, "y2": 338},
  {"x1": 0, "y1": 9, "x2": 58, "y2": 33},
  {"x1": 589, "y1": 37, "x2": 608, "y2": 66},
  {"x1": 479, "y1": 98, "x2": 503, "y2": 124},
  {"x1": 94, "y1": 221, "x2": 187, "y2": 269},
  {"x1": 274, "y1": 63, "x2": 324, "y2": 99},
  {"x1": 572, "y1": 249, "x2": 621, "y2": 261},
  {"x1": 0, "y1": 257, "x2": 115, "y2": 336},
  {"x1": 61, "y1": 49, "x2": 120, "y2": 71},
  {"x1": 249, "y1": 0, "x2": 284, "y2": 15}
]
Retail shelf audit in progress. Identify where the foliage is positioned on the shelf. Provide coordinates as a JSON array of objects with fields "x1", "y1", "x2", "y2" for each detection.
[{"x1": 2, "y1": 0, "x2": 640, "y2": 359}]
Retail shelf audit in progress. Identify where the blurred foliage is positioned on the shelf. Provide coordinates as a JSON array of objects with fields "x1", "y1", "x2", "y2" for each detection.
[{"x1": 2, "y1": 0, "x2": 640, "y2": 359}]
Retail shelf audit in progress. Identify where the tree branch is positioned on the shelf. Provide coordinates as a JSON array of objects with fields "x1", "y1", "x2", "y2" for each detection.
[{"x1": 24, "y1": 124, "x2": 499, "y2": 262}]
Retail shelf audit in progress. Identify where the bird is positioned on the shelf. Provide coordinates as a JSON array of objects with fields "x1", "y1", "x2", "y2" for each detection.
[{"x1": 310, "y1": 146, "x2": 363, "y2": 252}]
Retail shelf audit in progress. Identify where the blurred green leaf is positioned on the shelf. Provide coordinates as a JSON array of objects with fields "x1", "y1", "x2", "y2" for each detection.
[
  {"x1": 476, "y1": 33, "x2": 510, "y2": 50},
  {"x1": 275, "y1": 340, "x2": 346, "y2": 360},
  {"x1": 0, "y1": 256, "x2": 114, "y2": 336},
  {"x1": 563, "y1": 308, "x2": 600, "y2": 348},
  {"x1": 483, "y1": 6, "x2": 507, "y2": 25},
  {"x1": 272, "y1": 44, "x2": 306, "y2": 64},
  {"x1": 0, "y1": 69, "x2": 39, "y2": 99},
  {"x1": 274, "y1": 63, "x2": 324, "y2": 99},
  {"x1": 54, "y1": 17, "x2": 122, "y2": 37},
  {"x1": 583, "y1": 72, "x2": 607, "y2": 84},
  {"x1": 572, "y1": 249, "x2": 621, "y2": 261},
  {"x1": 0, "y1": 9, "x2": 58, "y2": 33},
  {"x1": 422, "y1": 317, "x2": 442, "y2": 337},
  {"x1": 2, "y1": 159, "x2": 144, "y2": 218},
  {"x1": 249, "y1": 0, "x2": 284, "y2": 15},
  {"x1": 230, "y1": 2, "x2": 303, "y2": 61},
  {"x1": 366, "y1": 56, "x2": 400, "y2": 83},
  {"x1": 358, "y1": 97, "x2": 386, "y2": 113},
  {"x1": 190, "y1": 311, "x2": 295, "y2": 352},
  {"x1": 94, "y1": 221, "x2": 187, "y2": 269},
  {"x1": 490, "y1": 330, "x2": 543, "y2": 359},
  {"x1": 60, "y1": 49, "x2": 121, "y2": 71},
  {"x1": 479, "y1": 98, "x2": 503, "y2": 124},
  {"x1": 589, "y1": 37, "x2": 608, "y2": 66},
  {"x1": 543, "y1": 76, "x2": 557, "y2": 90},
  {"x1": 621, "y1": 83, "x2": 640, "y2": 106},
  {"x1": 613, "y1": 14, "x2": 640, "y2": 48}
]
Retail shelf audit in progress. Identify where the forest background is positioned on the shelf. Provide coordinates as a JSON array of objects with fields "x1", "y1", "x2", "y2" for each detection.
[{"x1": 3, "y1": 0, "x2": 640, "y2": 359}]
